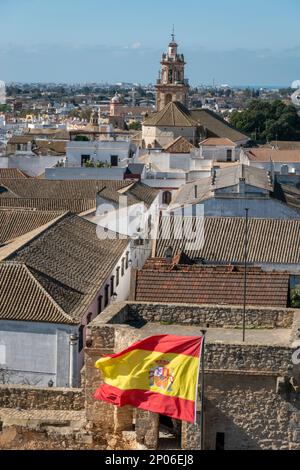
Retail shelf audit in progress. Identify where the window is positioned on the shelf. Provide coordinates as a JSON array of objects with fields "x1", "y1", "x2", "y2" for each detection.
[
  {"x1": 110, "y1": 276, "x2": 115, "y2": 297},
  {"x1": 134, "y1": 238, "x2": 144, "y2": 247},
  {"x1": 121, "y1": 258, "x2": 125, "y2": 276},
  {"x1": 162, "y1": 191, "x2": 172, "y2": 205},
  {"x1": 78, "y1": 325, "x2": 84, "y2": 352},
  {"x1": 116, "y1": 267, "x2": 120, "y2": 286},
  {"x1": 97, "y1": 296, "x2": 103, "y2": 315},
  {"x1": 216, "y1": 432, "x2": 225, "y2": 451},
  {"x1": 87, "y1": 312, "x2": 93, "y2": 325},
  {"x1": 110, "y1": 155, "x2": 118, "y2": 167},
  {"x1": 226, "y1": 149, "x2": 232, "y2": 162},
  {"x1": 104, "y1": 285, "x2": 109, "y2": 307},
  {"x1": 125, "y1": 252, "x2": 129, "y2": 270},
  {"x1": 81, "y1": 155, "x2": 91, "y2": 166}
]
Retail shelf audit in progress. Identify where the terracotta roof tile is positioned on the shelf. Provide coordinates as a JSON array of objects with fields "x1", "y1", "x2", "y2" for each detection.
[
  {"x1": 0, "y1": 213, "x2": 129, "y2": 324},
  {"x1": 0, "y1": 209, "x2": 65, "y2": 244},
  {"x1": 0, "y1": 179, "x2": 134, "y2": 213},
  {"x1": 135, "y1": 265, "x2": 290, "y2": 308},
  {"x1": 156, "y1": 216, "x2": 300, "y2": 264},
  {"x1": 163, "y1": 136, "x2": 195, "y2": 154},
  {"x1": 246, "y1": 148, "x2": 300, "y2": 163},
  {"x1": 0, "y1": 169, "x2": 29, "y2": 179},
  {"x1": 143, "y1": 102, "x2": 198, "y2": 127}
]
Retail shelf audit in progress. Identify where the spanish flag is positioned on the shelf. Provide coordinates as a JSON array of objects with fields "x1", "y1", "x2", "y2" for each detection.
[{"x1": 94, "y1": 335, "x2": 203, "y2": 423}]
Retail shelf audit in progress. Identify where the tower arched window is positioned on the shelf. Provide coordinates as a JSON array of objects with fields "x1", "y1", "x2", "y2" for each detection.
[{"x1": 165, "y1": 94, "x2": 172, "y2": 105}]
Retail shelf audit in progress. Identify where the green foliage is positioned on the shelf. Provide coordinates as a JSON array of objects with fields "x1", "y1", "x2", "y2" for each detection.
[
  {"x1": 128, "y1": 121, "x2": 142, "y2": 131},
  {"x1": 74, "y1": 135, "x2": 89, "y2": 142},
  {"x1": 230, "y1": 100, "x2": 300, "y2": 142},
  {"x1": 84, "y1": 159, "x2": 110, "y2": 168},
  {"x1": 291, "y1": 288, "x2": 300, "y2": 308},
  {"x1": 0, "y1": 104, "x2": 11, "y2": 113}
]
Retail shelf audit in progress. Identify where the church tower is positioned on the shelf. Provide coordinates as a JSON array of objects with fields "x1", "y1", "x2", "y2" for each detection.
[{"x1": 156, "y1": 30, "x2": 189, "y2": 112}]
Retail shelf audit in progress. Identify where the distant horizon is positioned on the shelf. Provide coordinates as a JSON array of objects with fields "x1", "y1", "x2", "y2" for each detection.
[{"x1": 3, "y1": 81, "x2": 292, "y2": 90}]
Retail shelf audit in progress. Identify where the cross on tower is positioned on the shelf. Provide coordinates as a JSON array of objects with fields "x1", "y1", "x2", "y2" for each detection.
[{"x1": 171, "y1": 25, "x2": 175, "y2": 42}]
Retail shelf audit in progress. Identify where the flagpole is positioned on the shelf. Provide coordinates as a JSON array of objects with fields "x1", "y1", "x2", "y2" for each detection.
[
  {"x1": 242, "y1": 208, "x2": 249, "y2": 343},
  {"x1": 200, "y1": 329, "x2": 206, "y2": 451}
]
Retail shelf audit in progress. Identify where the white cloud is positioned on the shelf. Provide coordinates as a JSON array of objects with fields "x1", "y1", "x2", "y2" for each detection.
[{"x1": 131, "y1": 42, "x2": 141, "y2": 50}]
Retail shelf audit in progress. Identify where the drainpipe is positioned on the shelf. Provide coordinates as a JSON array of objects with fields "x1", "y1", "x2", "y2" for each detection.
[{"x1": 69, "y1": 333, "x2": 79, "y2": 388}]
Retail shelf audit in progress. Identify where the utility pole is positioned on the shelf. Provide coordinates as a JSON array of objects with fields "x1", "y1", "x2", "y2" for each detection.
[{"x1": 242, "y1": 209, "x2": 249, "y2": 342}]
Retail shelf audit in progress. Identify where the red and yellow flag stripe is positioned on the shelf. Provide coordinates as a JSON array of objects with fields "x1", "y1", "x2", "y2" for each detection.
[{"x1": 94, "y1": 335, "x2": 203, "y2": 423}]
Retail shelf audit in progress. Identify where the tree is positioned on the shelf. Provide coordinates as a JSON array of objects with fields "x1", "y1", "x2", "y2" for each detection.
[
  {"x1": 0, "y1": 104, "x2": 11, "y2": 113},
  {"x1": 74, "y1": 135, "x2": 89, "y2": 142},
  {"x1": 128, "y1": 121, "x2": 142, "y2": 131},
  {"x1": 230, "y1": 100, "x2": 300, "y2": 142}
]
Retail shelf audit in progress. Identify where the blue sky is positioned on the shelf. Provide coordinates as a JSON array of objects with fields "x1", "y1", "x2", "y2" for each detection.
[{"x1": 0, "y1": 0, "x2": 300, "y2": 85}]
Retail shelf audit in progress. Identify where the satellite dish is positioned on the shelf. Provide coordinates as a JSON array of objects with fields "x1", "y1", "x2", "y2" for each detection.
[{"x1": 291, "y1": 89, "x2": 300, "y2": 108}]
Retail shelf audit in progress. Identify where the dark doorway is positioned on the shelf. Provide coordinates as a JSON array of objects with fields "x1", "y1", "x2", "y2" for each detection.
[
  {"x1": 81, "y1": 155, "x2": 91, "y2": 166},
  {"x1": 226, "y1": 149, "x2": 232, "y2": 162},
  {"x1": 158, "y1": 415, "x2": 181, "y2": 450},
  {"x1": 110, "y1": 155, "x2": 118, "y2": 167},
  {"x1": 216, "y1": 432, "x2": 225, "y2": 450}
]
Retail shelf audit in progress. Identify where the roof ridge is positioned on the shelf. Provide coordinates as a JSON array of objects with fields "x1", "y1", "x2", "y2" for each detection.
[
  {"x1": 0, "y1": 262, "x2": 76, "y2": 325},
  {"x1": 27, "y1": 265, "x2": 85, "y2": 296},
  {"x1": 23, "y1": 264, "x2": 76, "y2": 324}
]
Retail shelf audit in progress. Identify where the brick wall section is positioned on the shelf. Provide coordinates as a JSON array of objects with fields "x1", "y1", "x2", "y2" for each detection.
[
  {"x1": 127, "y1": 303, "x2": 294, "y2": 329},
  {"x1": 0, "y1": 385, "x2": 84, "y2": 411}
]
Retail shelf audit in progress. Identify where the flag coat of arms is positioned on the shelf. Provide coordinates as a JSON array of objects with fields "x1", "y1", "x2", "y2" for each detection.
[{"x1": 94, "y1": 334, "x2": 203, "y2": 423}]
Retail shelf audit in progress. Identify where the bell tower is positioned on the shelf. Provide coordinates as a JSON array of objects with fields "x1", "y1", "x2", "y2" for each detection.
[{"x1": 156, "y1": 29, "x2": 189, "y2": 112}]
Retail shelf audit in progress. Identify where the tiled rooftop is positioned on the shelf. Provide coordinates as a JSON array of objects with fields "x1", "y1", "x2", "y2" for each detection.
[
  {"x1": 156, "y1": 216, "x2": 300, "y2": 264},
  {"x1": 0, "y1": 213, "x2": 129, "y2": 324},
  {"x1": 135, "y1": 263, "x2": 290, "y2": 308}
]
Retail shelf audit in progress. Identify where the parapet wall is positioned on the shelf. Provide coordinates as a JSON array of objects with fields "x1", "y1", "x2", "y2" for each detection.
[
  {"x1": 127, "y1": 302, "x2": 295, "y2": 329},
  {"x1": 0, "y1": 384, "x2": 84, "y2": 411}
]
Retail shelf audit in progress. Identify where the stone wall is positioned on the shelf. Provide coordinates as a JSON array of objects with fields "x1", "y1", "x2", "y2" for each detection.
[
  {"x1": 0, "y1": 425, "x2": 104, "y2": 450},
  {"x1": 202, "y1": 373, "x2": 300, "y2": 450},
  {"x1": 0, "y1": 384, "x2": 84, "y2": 411},
  {"x1": 127, "y1": 303, "x2": 294, "y2": 329},
  {"x1": 205, "y1": 344, "x2": 292, "y2": 374},
  {"x1": 83, "y1": 303, "x2": 300, "y2": 450}
]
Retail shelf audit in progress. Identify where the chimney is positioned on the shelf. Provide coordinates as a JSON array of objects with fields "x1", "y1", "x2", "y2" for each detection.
[{"x1": 194, "y1": 185, "x2": 198, "y2": 199}]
